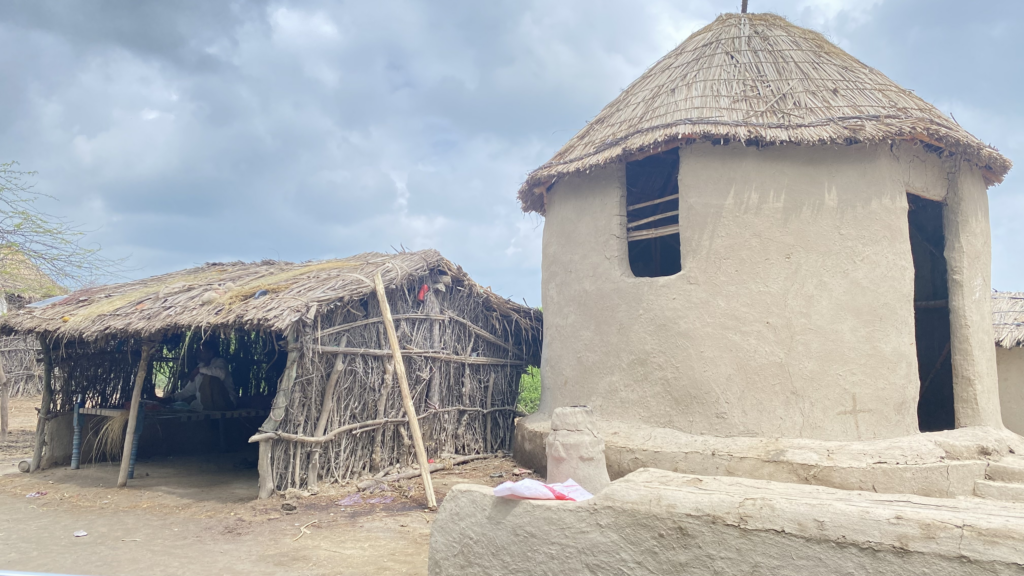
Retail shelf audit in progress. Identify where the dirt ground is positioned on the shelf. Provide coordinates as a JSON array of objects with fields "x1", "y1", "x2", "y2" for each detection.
[{"x1": 0, "y1": 396, "x2": 535, "y2": 576}]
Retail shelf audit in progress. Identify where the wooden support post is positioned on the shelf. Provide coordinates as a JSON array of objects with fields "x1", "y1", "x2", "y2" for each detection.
[
  {"x1": 308, "y1": 335, "x2": 348, "y2": 492},
  {"x1": 0, "y1": 356, "x2": 8, "y2": 444},
  {"x1": 258, "y1": 440, "x2": 274, "y2": 499},
  {"x1": 374, "y1": 272, "x2": 437, "y2": 510},
  {"x1": 118, "y1": 343, "x2": 153, "y2": 488},
  {"x1": 484, "y1": 373, "x2": 495, "y2": 453},
  {"x1": 30, "y1": 336, "x2": 53, "y2": 473},
  {"x1": 127, "y1": 406, "x2": 145, "y2": 479},
  {"x1": 71, "y1": 394, "x2": 83, "y2": 469},
  {"x1": 257, "y1": 333, "x2": 300, "y2": 499}
]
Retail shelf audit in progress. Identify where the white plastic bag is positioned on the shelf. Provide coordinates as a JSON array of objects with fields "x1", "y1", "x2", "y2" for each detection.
[{"x1": 492, "y1": 478, "x2": 593, "y2": 502}]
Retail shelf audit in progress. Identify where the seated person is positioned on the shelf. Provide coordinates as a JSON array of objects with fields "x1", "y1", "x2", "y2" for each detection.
[{"x1": 170, "y1": 340, "x2": 237, "y2": 411}]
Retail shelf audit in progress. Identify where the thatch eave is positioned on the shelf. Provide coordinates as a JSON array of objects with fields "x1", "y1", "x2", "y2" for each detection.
[
  {"x1": 993, "y1": 291, "x2": 1024, "y2": 349},
  {"x1": 0, "y1": 250, "x2": 542, "y2": 358}
]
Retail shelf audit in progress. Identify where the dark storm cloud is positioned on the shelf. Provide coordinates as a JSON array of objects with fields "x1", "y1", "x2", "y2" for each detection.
[{"x1": 0, "y1": 0, "x2": 1020, "y2": 304}]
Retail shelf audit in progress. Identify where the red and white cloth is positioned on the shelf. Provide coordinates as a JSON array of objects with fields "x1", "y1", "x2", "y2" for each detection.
[{"x1": 493, "y1": 478, "x2": 593, "y2": 502}]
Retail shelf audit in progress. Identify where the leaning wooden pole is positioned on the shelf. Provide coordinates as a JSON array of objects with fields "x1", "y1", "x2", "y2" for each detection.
[
  {"x1": 117, "y1": 343, "x2": 153, "y2": 487},
  {"x1": 30, "y1": 336, "x2": 53, "y2": 472},
  {"x1": 0, "y1": 357, "x2": 8, "y2": 444},
  {"x1": 374, "y1": 272, "x2": 437, "y2": 510}
]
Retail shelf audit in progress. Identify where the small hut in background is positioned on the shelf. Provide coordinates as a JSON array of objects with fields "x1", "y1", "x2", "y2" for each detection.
[
  {"x1": 0, "y1": 252, "x2": 65, "y2": 397},
  {"x1": 994, "y1": 291, "x2": 1024, "y2": 435},
  {"x1": 1, "y1": 250, "x2": 541, "y2": 496}
]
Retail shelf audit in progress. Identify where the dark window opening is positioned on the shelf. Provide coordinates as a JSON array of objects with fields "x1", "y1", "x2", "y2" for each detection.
[
  {"x1": 626, "y1": 150, "x2": 681, "y2": 277},
  {"x1": 909, "y1": 194, "x2": 954, "y2": 432}
]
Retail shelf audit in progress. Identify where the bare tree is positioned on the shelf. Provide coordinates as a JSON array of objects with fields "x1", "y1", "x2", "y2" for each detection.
[
  {"x1": 0, "y1": 162, "x2": 124, "y2": 291},
  {"x1": 0, "y1": 161, "x2": 125, "y2": 442}
]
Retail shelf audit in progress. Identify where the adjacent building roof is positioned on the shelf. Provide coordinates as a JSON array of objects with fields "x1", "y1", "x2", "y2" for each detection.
[
  {"x1": 518, "y1": 12, "x2": 1012, "y2": 214},
  {"x1": 1, "y1": 249, "x2": 541, "y2": 345},
  {"x1": 994, "y1": 291, "x2": 1024, "y2": 349}
]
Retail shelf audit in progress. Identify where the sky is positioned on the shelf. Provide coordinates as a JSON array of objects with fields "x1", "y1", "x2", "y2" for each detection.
[{"x1": 0, "y1": 0, "x2": 1021, "y2": 305}]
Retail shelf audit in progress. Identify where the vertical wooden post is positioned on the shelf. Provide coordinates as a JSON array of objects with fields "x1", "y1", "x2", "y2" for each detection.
[
  {"x1": 484, "y1": 373, "x2": 495, "y2": 453},
  {"x1": 118, "y1": 343, "x2": 153, "y2": 487},
  {"x1": 375, "y1": 272, "x2": 437, "y2": 509},
  {"x1": 71, "y1": 394, "x2": 83, "y2": 469},
  {"x1": 0, "y1": 356, "x2": 8, "y2": 444},
  {"x1": 30, "y1": 335, "x2": 53, "y2": 473},
  {"x1": 307, "y1": 335, "x2": 348, "y2": 492},
  {"x1": 258, "y1": 333, "x2": 300, "y2": 499},
  {"x1": 258, "y1": 440, "x2": 274, "y2": 499}
]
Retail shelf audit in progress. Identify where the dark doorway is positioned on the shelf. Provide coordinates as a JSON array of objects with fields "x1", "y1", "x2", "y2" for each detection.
[
  {"x1": 626, "y1": 151, "x2": 681, "y2": 277},
  {"x1": 908, "y1": 194, "x2": 954, "y2": 432}
]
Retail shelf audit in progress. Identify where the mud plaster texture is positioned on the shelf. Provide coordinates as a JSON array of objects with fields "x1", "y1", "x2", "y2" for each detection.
[
  {"x1": 516, "y1": 417, "x2": 1024, "y2": 500},
  {"x1": 533, "y1": 142, "x2": 1001, "y2": 442},
  {"x1": 545, "y1": 406, "x2": 611, "y2": 494},
  {"x1": 998, "y1": 347, "x2": 1024, "y2": 435},
  {"x1": 429, "y1": 468, "x2": 1024, "y2": 576}
]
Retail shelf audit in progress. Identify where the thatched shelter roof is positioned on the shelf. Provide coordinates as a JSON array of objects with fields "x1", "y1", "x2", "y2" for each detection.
[
  {"x1": 1, "y1": 249, "x2": 540, "y2": 344},
  {"x1": 518, "y1": 12, "x2": 1011, "y2": 214},
  {"x1": 993, "y1": 291, "x2": 1024, "y2": 349}
]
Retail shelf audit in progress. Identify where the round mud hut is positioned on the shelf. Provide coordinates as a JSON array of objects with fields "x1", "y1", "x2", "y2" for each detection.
[{"x1": 515, "y1": 13, "x2": 1014, "y2": 475}]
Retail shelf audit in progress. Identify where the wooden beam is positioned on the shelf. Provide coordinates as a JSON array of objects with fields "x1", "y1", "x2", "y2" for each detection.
[
  {"x1": 30, "y1": 335, "x2": 53, "y2": 473},
  {"x1": 374, "y1": 271, "x2": 437, "y2": 510},
  {"x1": 626, "y1": 194, "x2": 679, "y2": 212},
  {"x1": 627, "y1": 210, "x2": 680, "y2": 229},
  {"x1": 321, "y1": 313, "x2": 524, "y2": 359},
  {"x1": 627, "y1": 224, "x2": 680, "y2": 241},
  {"x1": 319, "y1": 314, "x2": 447, "y2": 337},
  {"x1": 117, "y1": 343, "x2": 153, "y2": 487},
  {"x1": 248, "y1": 406, "x2": 515, "y2": 444},
  {"x1": 315, "y1": 346, "x2": 525, "y2": 365}
]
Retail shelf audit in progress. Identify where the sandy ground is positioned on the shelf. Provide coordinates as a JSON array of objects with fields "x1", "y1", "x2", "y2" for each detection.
[
  {"x1": 0, "y1": 396, "x2": 534, "y2": 576},
  {"x1": 1, "y1": 396, "x2": 38, "y2": 474}
]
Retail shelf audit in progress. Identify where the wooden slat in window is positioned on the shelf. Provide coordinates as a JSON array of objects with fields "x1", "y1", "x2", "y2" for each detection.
[{"x1": 627, "y1": 224, "x2": 680, "y2": 241}]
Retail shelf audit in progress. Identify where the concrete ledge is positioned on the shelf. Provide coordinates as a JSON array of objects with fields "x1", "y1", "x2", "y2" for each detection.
[
  {"x1": 515, "y1": 415, "x2": 1024, "y2": 498},
  {"x1": 429, "y1": 468, "x2": 1024, "y2": 576}
]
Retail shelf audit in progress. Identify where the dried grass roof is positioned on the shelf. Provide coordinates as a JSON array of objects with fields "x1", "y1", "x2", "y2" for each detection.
[
  {"x1": 518, "y1": 12, "x2": 1011, "y2": 214},
  {"x1": 993, "y1": 291, "x2": 1024, "y2": 348},
  {"x1": 1, "y1": 249, "x2": 540, "y2": 343}
]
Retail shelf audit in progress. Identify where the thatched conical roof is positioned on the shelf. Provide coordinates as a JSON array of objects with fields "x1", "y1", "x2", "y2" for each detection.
[{"x1": 518, "y1": 12, "x2": 1011, "y2": 213}]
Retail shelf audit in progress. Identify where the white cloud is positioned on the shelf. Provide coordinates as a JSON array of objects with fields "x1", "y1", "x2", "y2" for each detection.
[{"x1": 0, "y1": 0, "x2": 1020, "y2": 304}]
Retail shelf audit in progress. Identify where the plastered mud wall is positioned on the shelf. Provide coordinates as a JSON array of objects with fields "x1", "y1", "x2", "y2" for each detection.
[
  {"x1": 998, "y1": 347, "x2": 1024, "y2": 435},
  {"x1": 943, "y1": 160, "x2": 1003, "y2": 429},
  {"x1": 534, "y1": 142, "x2": 996, "y2": 441}
]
